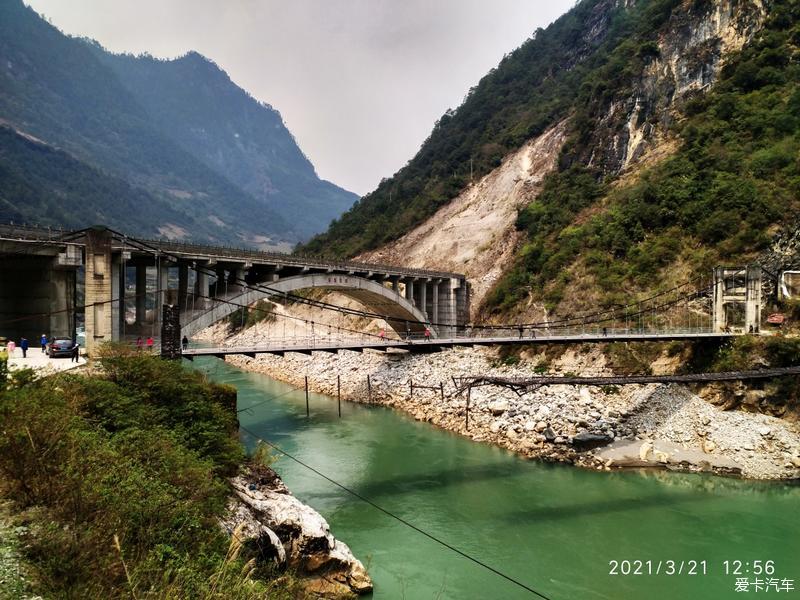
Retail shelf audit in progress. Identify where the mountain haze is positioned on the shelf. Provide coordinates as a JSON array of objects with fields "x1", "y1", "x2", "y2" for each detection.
[
  {"x1": 0, "y1": 0, "x2": 356, "y2": 245},
  {"x1": 90, "y1": 49, "x2": 357, "y2": 240}
]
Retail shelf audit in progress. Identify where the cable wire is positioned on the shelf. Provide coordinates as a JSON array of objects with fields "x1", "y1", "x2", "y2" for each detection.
[{"x1": 238, "y1": 424, "x2": 555, "y2": 600}]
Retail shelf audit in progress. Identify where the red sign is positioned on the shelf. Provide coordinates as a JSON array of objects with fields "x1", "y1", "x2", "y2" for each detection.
[{"x1": 767, "y1": 313, "x2": 785, "y2": 324}]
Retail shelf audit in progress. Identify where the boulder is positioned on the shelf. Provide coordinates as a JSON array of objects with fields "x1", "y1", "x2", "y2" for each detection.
[
  {"x1": 487, "y1": 400, "x2": 510, "y2": 416},
  {"x1": 543, "y1": 426, "x2": 557, "y2": 442},
  {"x1": 226, "y1": 470, "x2": 372, "y2": 597},
  {"x1": 571, "y1": 432, "x2": 614, "y2": 450}
]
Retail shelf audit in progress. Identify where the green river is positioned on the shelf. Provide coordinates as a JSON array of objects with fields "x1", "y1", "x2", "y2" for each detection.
[{"x1": 196, "y1": 358, "x2": 800, "y2": 600}]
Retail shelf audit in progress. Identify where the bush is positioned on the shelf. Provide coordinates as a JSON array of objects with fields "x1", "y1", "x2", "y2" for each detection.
[{"x1": 0, "y1": 347, "x2": 291, "y2": 599}]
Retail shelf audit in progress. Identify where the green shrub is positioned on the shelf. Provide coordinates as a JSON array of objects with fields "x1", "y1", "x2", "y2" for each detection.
[{"x1": 0, "y1": 347, "x2": 291, "y2": 598}]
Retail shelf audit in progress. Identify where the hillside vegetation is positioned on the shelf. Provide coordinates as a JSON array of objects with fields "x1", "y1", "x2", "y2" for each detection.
[
  {"x1": 303, "y1": 0, "x2": 798, "y2": 323},
  {"x1": 0, "y1": 348, "x2": 297, "y2": 598},
  {"x1": 301, "y1": 0, "x2": 687, "y2": 256},
  {"x1": 492, "y1": 0, "x2": 800, "y2": 312},
  {"x1": 0, "y1": 125, "x2": 190, "y2": 233}
]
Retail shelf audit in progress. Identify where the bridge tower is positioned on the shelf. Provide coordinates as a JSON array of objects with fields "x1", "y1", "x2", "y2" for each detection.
[{"x1": 713, "y1": 266, "x2": 762, "y2": 334}]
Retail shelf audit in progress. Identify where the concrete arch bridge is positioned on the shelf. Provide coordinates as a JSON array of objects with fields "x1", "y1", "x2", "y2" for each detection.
[{"x1": 0, "y1": 224, "x2": 469, "y2": 355}]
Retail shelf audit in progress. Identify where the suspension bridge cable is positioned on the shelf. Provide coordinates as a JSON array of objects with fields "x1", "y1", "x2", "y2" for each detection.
[{"x1": 237, "y1": 424, "x2": 555, "y2": 600}]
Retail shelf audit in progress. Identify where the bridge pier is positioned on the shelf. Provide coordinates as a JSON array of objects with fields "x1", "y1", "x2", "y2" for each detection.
[
  {"x1": 195, "y1": 264, "x2": 210, "y2": 309},
  {"x1": 111, "y1": 254, "x2": 125, "y2": 341},
  {"x1": 135, "y1": 264, "x2": 147, "y2": 326},
  {"x1": 713, "y1": 266, "x2": 762, "y2": 333},
  {"x1": 84, "y1": 228, "x2": 113, "y2": 356},
  {"x1": 419, "y1": 280, "x2": 428, "y2": 321},
  {"x1": 455, "y1": 280, "x2": 470, "y2": 332},
  {"x1": 178, "y1": 263, "x2": 189, "y2": 311},
  {"x1": 404, "y1": 279, "x2": 414, "y2": 306},
  {"x1": 431, "y1": 280, "x2": 439, "y2": 326},
  {"x1": 156, "y1": 259, "x2": 171, "y2": 333}
]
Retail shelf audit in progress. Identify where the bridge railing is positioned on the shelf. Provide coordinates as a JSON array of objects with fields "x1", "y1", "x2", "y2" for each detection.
[
  {"x1": 190, "y1": 325, "x2": 723, "y2": 353},
  {"x1": 130, "y1": 237, "x2": 464, "y2": 279}
]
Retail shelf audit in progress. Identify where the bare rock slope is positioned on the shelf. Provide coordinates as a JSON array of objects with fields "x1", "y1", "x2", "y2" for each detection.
[{"x1": 358, "y1": 121, "x2": 568, "y2": 313}]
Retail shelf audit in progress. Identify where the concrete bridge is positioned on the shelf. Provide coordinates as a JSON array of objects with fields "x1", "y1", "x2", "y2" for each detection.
[{"x1": 0, "y1": 224, "x2": 469, "y2": 355}]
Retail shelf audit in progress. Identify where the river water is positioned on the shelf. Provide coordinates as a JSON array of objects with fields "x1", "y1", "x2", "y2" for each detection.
[{"x1": 196, "y1": 358, "x2": 800, "y2": 600}]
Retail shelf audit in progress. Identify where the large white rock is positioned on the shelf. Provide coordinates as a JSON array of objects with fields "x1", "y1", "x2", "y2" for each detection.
[
  {"x1": 227, "y1": 474, "x2": 373, "y2": 597},
  {"x1": 487, "y1": 400, "x2": 510, "y2": 415}
]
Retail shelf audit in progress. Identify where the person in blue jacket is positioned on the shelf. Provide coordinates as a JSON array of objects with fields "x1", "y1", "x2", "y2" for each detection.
[
  {"x1": 20, "y1": 337, "x2": 29, "y2": 358},
  {"x1": 40, "y1": 333, "x2": 48, "y2": 353}
]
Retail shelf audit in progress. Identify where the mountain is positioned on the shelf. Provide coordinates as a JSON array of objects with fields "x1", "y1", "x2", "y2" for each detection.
[
  {"x1": 0, "y1": 0, "x2": 356, "y2": 245},
  {"x1": 303, "y1": 0, "x2": 798, "y2": 321},
  {"x1": 0, "y1": 124, "x2": 193, "y2": 234},
  {"x1": 88, "y1": 49, "x2": 357, "y2": 240}
]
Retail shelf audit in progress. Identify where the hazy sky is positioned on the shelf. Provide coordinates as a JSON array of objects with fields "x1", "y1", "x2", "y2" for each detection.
[{"x1": 26, "y1": 0, "x2": 574, "y2": 195}]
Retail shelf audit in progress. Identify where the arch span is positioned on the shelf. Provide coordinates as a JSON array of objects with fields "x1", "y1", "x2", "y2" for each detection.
[{"x1": 182, "y1": 274, "x2": 431, "y2": 338}]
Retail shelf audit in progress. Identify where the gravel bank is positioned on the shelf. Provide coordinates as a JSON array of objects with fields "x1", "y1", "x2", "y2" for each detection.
[{"x1": 196, "y1": 323, "x2": 800, "y2": 481}]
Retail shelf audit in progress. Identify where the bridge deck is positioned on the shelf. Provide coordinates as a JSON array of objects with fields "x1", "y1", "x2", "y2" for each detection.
[{"x1": 182, "y1": 331, "x2": 734, "y2": 359}]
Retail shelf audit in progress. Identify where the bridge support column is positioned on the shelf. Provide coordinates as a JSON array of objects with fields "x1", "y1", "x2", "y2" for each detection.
[
  {"x1": 195, "y1": 265, "x2": 210, "y2": 309},
  {"x1": 156, "y1": 260, "x2": 170, "y2": 333},
  {"x1": 404, "y1": 279, "x2": 414, "y2": 306},
  {"x1": 160, "y1": 304, "x2": 181, "y2": 360},
  {"x1": 215, "y1": 268, "x2": 228, "y2": 297},
  {"x1": 435, "y1": 279, "x2": 454, "y2": 338},
  {"x1": 178, "y1": 263, "x2": 189, "y2": 312},
  {"x1": 232, "y1": 267, "x2": 247, "y2": 293},
  {"x1": 745, "y1": 265, "x2": 762, "y2": 334},
  {"x1": 135, "y1": 264, "x2": 147, "y2": 326},
  {"x1": 455, "y1": 279, "x2": 469, "y2": 333},
  {"x1": 111, "y1": 255, "x2": 124, "y2": 341},
  {"x1": 391, "y1": 278, "x2": 399, "y2": 292},
  {"x1": 419, "y1": 281, "x2": 428, "y2": 321},
  {"x1": 84, "y1": 228, "x2": 113, "y2": 356},
  {"x1": 431, "y1": 280, "x2": 439, "y2": 326}
]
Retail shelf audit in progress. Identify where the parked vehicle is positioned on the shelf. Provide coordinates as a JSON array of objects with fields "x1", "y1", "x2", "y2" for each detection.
[{"x1": 47, "y1": 337, "x2": 74, "y2": 358}]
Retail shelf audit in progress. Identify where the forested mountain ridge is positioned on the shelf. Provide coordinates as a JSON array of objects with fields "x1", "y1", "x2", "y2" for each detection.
[
  {"x1": 305, "y1": 0, "x2": 798, "y2": 323},
  {"x1": 0, "y1": 0, "x2": 355, "y2": 245},
  {"x1": 0, "y1": 124, "x2": 193, "y2": 235},
  {"x1": 90, "y1": 48, "x2": 357, "y2": 239}
]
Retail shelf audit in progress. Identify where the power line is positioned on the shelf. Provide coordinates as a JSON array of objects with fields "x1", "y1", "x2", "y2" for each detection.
[{"x1": 238, "y1": 424, "x2": 555, "y2": 600}]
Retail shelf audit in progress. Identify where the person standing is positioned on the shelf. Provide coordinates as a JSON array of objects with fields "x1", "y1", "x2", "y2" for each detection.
[
  {"x1": 20, "y1": 337, "x2": 28, "y2": 358},
  {"x1": 71, "y1": 341, "x2": 80, "y2": 363},
  {"x1": 146, "y1": 336, "x2": 154, "y2": 352},
  {"x1": 6, "y1": 340, "x2": 15, "y2": 356},
  {"x1": 424, "y1": 326, "x2": 431, "y2": 340},
  {"x1": 181, "y1": 336, "x2": 188, "y2": 352},
  {"x1": 136, "y1": 336, "x2": 143, "y2": 351},
  {"x1": 40, "y1": 334, "x2": 48, "y2": 353}
]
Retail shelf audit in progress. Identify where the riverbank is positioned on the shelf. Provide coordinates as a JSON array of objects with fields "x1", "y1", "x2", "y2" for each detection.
[
  {"x1": 196, "y1": 323, "x2": 800, "y2": 481},
  {"x1": 0, "y1": 348, "x2": 370, "y2": 599}
]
